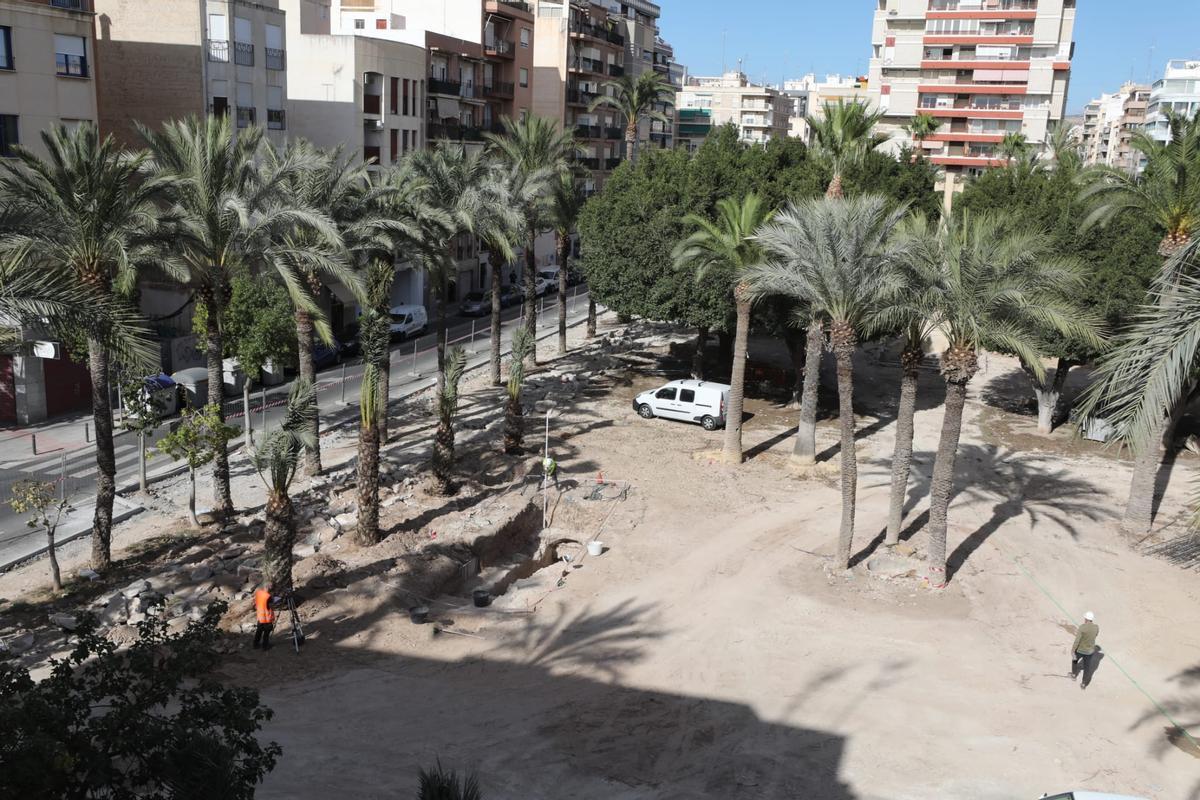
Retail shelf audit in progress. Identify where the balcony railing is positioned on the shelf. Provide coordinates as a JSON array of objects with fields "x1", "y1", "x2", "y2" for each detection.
[
  {"x1": 428, "y1": 77, "x2": 463, "y2": 96},
  {"x1": 236, "y1": 106, "x2": 256, "y2": 128},
  {"x1": 485, "y1": 38, "x2": 515, "y2": 58},
  {"x1": 604, "y1": 157, "x2": 621, "y2": 170},
  {"x1": 929, "y1": 0, "x2": 1036, "y2": 9},
  {"x1": 574, "y1": 124, "x2": 602, "y2": 139},
  {"x1": 578, "y1": 157, "x2": 600, "y2": 170},
  {"x1": 234, "y1": 41, "x2": 254, "y2": 67},
  {"x1": 484, "y1": 81, "x2": 514, "y2": 99},
  {"x1": 265, "y1": 47, "x2": 285, "y2": 71},
  {"x1": 495, "y1": 0, "x2": 532, "y2": 12},
  {"x1": 267, "y1": 108, "x2": 286, "y2": 130},
  {"x1": 427, "y1": 122, "x2": 491, "y2": 142},
  {"x1": 605, "y1": 126, "x2": 623, "y2": 140},
  {"x1": 567, "y1": 88, "x2": 599, "y2": 106},
  {"x1": 50, "y1": 0, "x2": 85, "y2": 9},
  {"x1": 363, "y1": 94, "x2": 382, "y2": 115},
  {"x1": 571, "y1": 56, "x2": 605, "y2": 75},
  {"x1": 608, "y1": 63, "x2": 624, "y2": 77},
  {"x1": 208, "y1": 40, "x2": 230, "y2": 63},
  {"x1": 571, "y1": 20, "x2": 624, "y2": 46}
]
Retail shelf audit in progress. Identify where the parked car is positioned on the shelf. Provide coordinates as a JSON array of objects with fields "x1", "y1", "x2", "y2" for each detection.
[
  {"x1": 533, "y1": 276, "x2": 553, "y2": 297},
  {"x1": 1039, "y1": 794, "x2": 1150, "y2": 800},
  {"x1": 338, "y1": 324, "x2": 361, "y2": 359},
  {"x1": 458, "y1": 290, "x2": 492, "y2": 317},
  {"x1": 313, "y1": 338, "x2": 342, "y2": 370},
  {"x1": 632, "y1": 379, "x2": 730, "y2": 431},
  {"x1": 499, "y1": 285, "x2": 522, "y2": 308},
  {"x1": 389, "y1": 304, "x2": 428, "y2": 340}
]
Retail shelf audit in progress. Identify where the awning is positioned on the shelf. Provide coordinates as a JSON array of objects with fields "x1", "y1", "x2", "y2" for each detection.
[{"x1": 436, "y1": 97, "x2": 461, "y2": 119}]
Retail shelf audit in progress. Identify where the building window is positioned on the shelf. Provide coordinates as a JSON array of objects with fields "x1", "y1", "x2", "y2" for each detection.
[
  {"x1": 390, "y1": 77, "x2": 399, "y2": 114},
  {"x1": 0, "y1": 27, "x2": 12, "y2": 70},
  {"x1": 519, "y1": 108, "x2": 528, "y2": 123},
  {"x1": 519, "y1": 68, "x2": 528, "y2": 88},
  {"x1": 520, "y1": 28, "x2": 530, "y2": 48},
  {"x1": 354, "y1": 19, "x2": 365, "y2": 29},
  {"x1": 267, "y1": 85, "x2": 285, "y2": 129},
  {"x1": 389, "y1": 129, "x2": 398, "y2": 161},
  {"x1": 403, "y1": 78, "x2": 409, "y2": 116},
  {"x1": 375, "y1": 19, "x2": 387, "y2": 30},
  {"x1": 402, "y1": 129, "x2": 409, "y2": 153},
  {"x1": 54, "y1": 34, "x2": 88, "y2": 77},
  {"x1": 0, "y1": 115, "x2": 17, "y2": 157}
]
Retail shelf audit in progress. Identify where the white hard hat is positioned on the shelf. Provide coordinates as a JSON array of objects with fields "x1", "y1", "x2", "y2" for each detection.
[{"x1": 1084, "y1": 611, "x2": 1094, "y2": 621}]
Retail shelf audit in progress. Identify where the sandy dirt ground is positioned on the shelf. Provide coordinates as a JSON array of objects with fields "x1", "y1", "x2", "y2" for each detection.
[{"x1": 3, "y1": 317, "x2": 1199, "y2": 800}]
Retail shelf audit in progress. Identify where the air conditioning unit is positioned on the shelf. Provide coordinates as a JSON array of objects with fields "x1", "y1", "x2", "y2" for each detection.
[
  {"x1": 373, "y1": 120, "x2": 384, "y2": 130},
  {"x1": 884, "y1": 58, "x2": 894, "y2": 66}
]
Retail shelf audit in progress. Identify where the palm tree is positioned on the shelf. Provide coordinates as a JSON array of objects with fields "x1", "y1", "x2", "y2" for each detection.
[
  {"x1": 588, "y1": 71, "x2": 673, "y2": 165},
  {"x1": 503, "y1": 328, "x2": 534, "y2": 454},
  {"x1": 1083, "y1": 108, "x2": 1200, "y2": 533},
  {"x1": 549, "y1": 171, "x2": 588, "y2": 354},
  {"x1": 417, "y1": 762, "x2": 482, "y2": 800},
  {"x1": 485, "y1": 116, "x2": 575, "y2": 360},
  {"x1": 252, "y1": 380, "x2": 315, "y2": 592},
  {"x1": 903, "y1": 113, "x2": 943, "y2": 160},
  {"x1": 0, "y1": 123, "x2": 168, "y2": 570},
  {"x1": 1045, "y1": 121, "x2": 1083, "y2": 173},
  {"x1": 1000, "y1": 132, "x2": 1030, "y2": 164},
  {"x1": 354, "y1": 258, "x2": 395, "y2": 546},
  {"x1": 901, "y1": 214, "x2": 1100, "y2": 585},
  {"x1": 807, "y1": 99, "x2": 888, "y2": 199},
  {"x1": 748, "y1": 195, "x2": 909, "y2": 569},
  {"x1": 141, "y1": 115, "x2": 329, "y2": 519},
  {"x1": 432, "y1": 346, "x2": 468, "y2": 495},
  {"x1": 673, "y1": 193, "x2": 773, "y2": 464}
]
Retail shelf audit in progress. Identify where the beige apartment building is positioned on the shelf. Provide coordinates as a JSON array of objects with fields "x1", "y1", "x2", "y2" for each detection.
[
  {"x1": 0, "y1": 0, "x2": 98, "y2": 160},
  {"x1": 93, "y1": 0, "x2": 289, "y2": 146},
  {"x1": 866, "y1": 0, "x2": 1076, "y2": 186},
  {"x1": 1080, "y1": 81, "x2": 1149, "y2": 173},
  {"x1": 674, "y1": 71, "x2": 791, "y2": 153},
  {"x1": 782, "y1": 73, "x2": 871, "y2": 143}
]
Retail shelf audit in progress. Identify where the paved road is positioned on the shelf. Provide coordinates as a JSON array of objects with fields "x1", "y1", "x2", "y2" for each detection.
[{"x1": 0, "y1": 288, "x2": 595, "y2": 567}]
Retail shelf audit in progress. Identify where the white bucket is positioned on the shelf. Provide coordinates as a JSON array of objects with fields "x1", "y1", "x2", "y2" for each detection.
[{"x1": 587, "y1": 541, "x2": 604, "y2": 557}]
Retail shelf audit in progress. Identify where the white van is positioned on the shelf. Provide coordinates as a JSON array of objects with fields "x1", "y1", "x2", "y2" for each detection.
[
  {"x1": 388, "y1": 305, "x2": 428, "y2": 340},
  {"x1": 633, "y1": 379, "x2": 730, "y2": 431}
]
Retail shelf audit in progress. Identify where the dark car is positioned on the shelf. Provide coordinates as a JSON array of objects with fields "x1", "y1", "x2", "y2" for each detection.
[
  {"x1": 499, "y1": 286, "x2": 522, "y2": 307},
  {"x1": 313, "y1": 337, "x2": 342, "y2": 370},
  {"x1": 458, "y1": 290, "x2": 492, "y2": 317},
  {"x1": 338, "y1": 324, "x2": 362, "y2": 359}
]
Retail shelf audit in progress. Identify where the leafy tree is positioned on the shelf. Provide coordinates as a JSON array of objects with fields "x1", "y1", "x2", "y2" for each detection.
[
  {"x1": 588, "y1": 71, "x2": 673, "y2": 164},
  {"x1": 0, "y1": 123, "x2": 167, "y2": 571},
  {"x1": 674, "y1": 194, "x2": 772, "y2": 464},
  {"x1": 806, "y1": 100, "x2": 888, "y2": 199},
  {"x1": 503, "y1": 328, "x2": 534, "y2": 454},
  {"x1": 10, "y1": 479, "x2": 69, "y2": 591},
  {"x1": 0, "y1": 605, "x2": 280, "y2": 799},
  {"x1": 549, "y1": 171, "x2": 587, "y2": 354},
  {"x1": 432, "y1": 347, "x2": 468, "y2": 495},
  {"x1": 1000, "y1": 131, "x2": 1030, "y2": 163},
  {"x1": 251, "y1": 380, "x2": 316, "y2": 592},
  {"x1": 417, "y1": 762, "x2": 482, "y2": 800},
  {"x1": 748, "y1": 195, "x2": 909, "y2": 568},
  {"x1": 119, "y1": 376, "x2": 165, "y2": 492},
  {"x1": 157, "y1": 405, "x2": 238, "y2": 528},
  {"x1": 195, "y1": 273, "x2": 298, "y2": 380}
]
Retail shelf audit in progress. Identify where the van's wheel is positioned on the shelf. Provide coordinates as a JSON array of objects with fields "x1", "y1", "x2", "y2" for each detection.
[
  {"x1": 638, "y1": 404, "x2": 654, "y2": 419},
  {"x1": 701, "y1": 415, "x2": 718, "y2": 431}
]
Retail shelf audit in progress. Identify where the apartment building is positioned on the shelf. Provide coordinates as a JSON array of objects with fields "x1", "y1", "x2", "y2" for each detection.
[
  {"x1": 1144, "y1": 59, "x2": 1200, "y2": 147},
  {"x1": 866, "y1": 0, "x2": 1076, "y2": 184},
  {"x1": 93, "y1": 0, "x2": 289, "y2": 146},
  {"x1": 646, "y1": 34, "x2": 675, "y2": 149},
  {"x1": 1079, "y1": 81, "x2": 1149, "y2": 173},
  {"x1": 782, "y1": 73, "x2": 871, "y2": 143},
  {"x1": 675, "y1": 71, "x2": 791, "y2": 153}
]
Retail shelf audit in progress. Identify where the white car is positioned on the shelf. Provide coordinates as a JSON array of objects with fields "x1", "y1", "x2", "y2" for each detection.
[
  {"x1": 633, "y1": 379, "x2": 730, "y2": 431},
  {"x1": 534, "y1": 276, "x2": 553, "y2": 297},
  {"x1": 388, "y1": 304, "x2": 428, "y2": 340},
  {"x1": 1040, "y1": 793, "x2": 1151, "y2": 800}
]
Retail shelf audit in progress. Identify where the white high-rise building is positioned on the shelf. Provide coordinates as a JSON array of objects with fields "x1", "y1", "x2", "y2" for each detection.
[{"x1": 1144, "y1": 59, "x2": 1200, "y2": 146}]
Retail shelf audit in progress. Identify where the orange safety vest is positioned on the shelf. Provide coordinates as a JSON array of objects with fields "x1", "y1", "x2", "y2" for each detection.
[{"x1": 254, "y1": 589, "x2": 275, "y2": 624}]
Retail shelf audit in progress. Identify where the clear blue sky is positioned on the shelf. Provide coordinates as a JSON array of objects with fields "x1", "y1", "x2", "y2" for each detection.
[{"x1": 660, "y1": 0, "x2": 1200, "y2": 114}]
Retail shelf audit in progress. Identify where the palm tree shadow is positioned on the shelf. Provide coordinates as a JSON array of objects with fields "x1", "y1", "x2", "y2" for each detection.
[{"x1": 1127, "y1": 660, "x2": 1200, "y2": 798}]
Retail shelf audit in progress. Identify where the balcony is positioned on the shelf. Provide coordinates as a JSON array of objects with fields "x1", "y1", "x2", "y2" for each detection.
[
  {"x1": 485, "y1": 38, "x2": 515, "y2": 59},
  {"x1": 363, "y1": 94, "x2": 381, "y2": 115},
  {"x1": 236, "y1": 106, "x2": 256, "y2": 128},
  {"x1": 574, "y1": 124, "x2": 602, "y2": 139},
  {"x1": 494, "y1": 0, "x2": 532, "y2": 13},
  {"x1": 929, "y1": 0, "x2": 1036, "y2": 9},
  {"x1": 604, "y1": 157, "x2": 621, "y2": 170},
  {"x1": 570, "y1": 56, "x2": 606, "y2": 76},
  {"x1": 50, "y1": 0, "x2": 86, "y2": 9},
  {"x1": 570, "y1": 20, "x2": 624, "y2": 46},
  {"x1": 208, "y1": 40, "x2": 230, "y2": 63},
  {"x1": 267, "y1": 108, "x2": 286, "y2": 130},
  {"x1": 427, "y1": 122, "x2": 496, "y2": 142},
  {"x1": 266, "y1": 47, "x2": 285, "y2": 71},
  {"x1": 567, "y1": 88, "x2": 599, "y2": 106},
  {"x1": 234, "y1": 41, "x2": 254, "y2": 67},
  {"x1": 428, "y1": 77, "x2": 463, "y2": 96},
  {"x1": 484, "y1": 81, "x2": 514, "y2": 99},
  {"x1": 604, "y1": 126, "x2": 623, "y2": 140},
  {"x1": 608, "y1": 63, "x2": 624, "y2": 77},
  {"x1": 578, "y1": 156, "x2": 601, "y2": 170}
]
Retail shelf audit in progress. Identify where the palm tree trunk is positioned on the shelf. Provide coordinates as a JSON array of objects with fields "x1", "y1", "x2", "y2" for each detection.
[
  {"x1": 205, "y1": 295, "x2": 234, "y2": 518},
  {"x1": 295, "y1": 309, "x2": 321, "y2": 476},
  {"x1": 793, "y1": 318, "x2": 823, "y2": 464},
  {"x1": 356, "y1": 422, "x2": 381, "y2": 545},
  {"x1": 587, "y1": 297, "x2": 597, "y2": 338},
  {"x1": 782, "y1": 327, "x2": 805, "y2": 407},
  {"x1": 1122, "y1": 406, "x2": 1183, "y2": 535},
  {"x1": 490, "y1": 262, "x2": 503, "y2": 385},
  {"x1": 435, "y1": 278, "x2": 448, "y2": 399},
  {"x1": 722, "y1": 296, "x2": 751, "y2": 464},
  {"x1": 523, "y1": 228, "x2": 537, "y2": 354},
  {"x1": 885, "y1": 343, "x2": 921, "y2": 546},
  {"x1": 46, "y1": 525, "x2": 62, "y2": 591},
  {"x1": 503, "y1": 392, "x2": 524, "y2": 454},
  {"x1": 832, "y1": 325, "x2": 858, "y2": 569},
  {"x1": 432, "y1": 415, "x2": 454, "y2": 495},
  {"x1": 186, "y1": 466, "x2": 200, "y2": 528},
  {"x1": 692, "y1": 325, "x2": 708, "y2": 380},
  {"x1": 377, "y1": 353, "x2": 390, "y2": 445},
  {"x1": 557, "y1": 232, "x2": 569, "y2": 355},
  {"x1": 927, "y1": 377, "x2": 970, "y2": 586},
  {"x1": 825, "y1": 171, "x2": 844, "y2": 200},
  {"x1": 87, "y1": 337, "x2": 115, "y2": 570},
  {"x1": 138, "y1": 432, "x2": 147, "y2": 492},
  {"x1": 626, "y1": 120, "x2": 638, "y2": 165},
  {"x1": 261, "y1": 489, "x2": 294, "y2": 593}
]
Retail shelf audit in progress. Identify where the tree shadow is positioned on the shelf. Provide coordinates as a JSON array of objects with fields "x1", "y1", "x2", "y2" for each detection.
[{"x1": 1127, "y1": 659, "x2": 1200, "y2": 799}]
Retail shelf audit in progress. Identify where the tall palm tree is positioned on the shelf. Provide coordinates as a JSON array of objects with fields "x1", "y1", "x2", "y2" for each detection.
[
  {"x1": 432, "y1": 346, "x2": 467, "y2": 495},
  {"x1": 354, "y1": 257, "x2": 395, "y2": 546},
  {"x1": 900, "y1": 214, "x2": 1100, "y2": 585},
  {"x1": 1083, "y1": 108, "x2": 1200, "y2": 533},
  {"x1": 252, "y1": 379, "x2": 315, "y2": 592},
  {"x1": 503, "y1": 328, "x2": 535, "y2": 454},
  {"x1": 807, "y1": 100, "x2": 888, "y2": 199},
  {"x1": 549, "y1": 171, "x2": 588, "y2": 354},
  {"x1": 485, "y1": 116, "x2": 575, "y2": 360},
  {"x1": 141, "y1": 115, "x2": 330, "y2": 518},
  {"x1": 1045, "y1": 121, "x2": 1083, "y2": 173},
  {"x1": 748, "y1": 195, "x2": 909, "y2": 569},
  {"x1": 0, "y1": 123, "x2": 168, "y2": 570},
  {"x1": 588, "y1": 71, "x2": 673, "y2": 165},
  {"x1": 1000, "y1": 132, "x2": 1030, "y2": 164},
  {"x1": 903, "y1": 113, "x2": 943, "y2": 160},
  {"x1": 673, "y1": 193, "x2": 773, "y2": 464}
]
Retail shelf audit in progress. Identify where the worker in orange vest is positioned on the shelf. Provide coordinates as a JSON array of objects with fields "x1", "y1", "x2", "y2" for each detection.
[{"x1": 252, "y1": 582, "x2": 277, "y2": 650}]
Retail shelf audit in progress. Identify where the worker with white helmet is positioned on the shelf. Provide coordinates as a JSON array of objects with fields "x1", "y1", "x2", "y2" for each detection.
[{"x1": 1069, "y1": 611, "x2": 1101, "y2": 690}]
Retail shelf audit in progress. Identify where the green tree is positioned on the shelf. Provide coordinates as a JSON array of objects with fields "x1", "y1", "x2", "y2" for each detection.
[
  {"x1": 119, "y1": 376, "x2": 165, "y2": 492},
  {"x1": 157, "y1": 405, "x2": 238, "y2": 528},
  {"x1": 10, "y1": 479, "x2": 69, "y2": 591},
  {"x1": 195, "y1": 273, "x2": 298, "y2": 379},
  {"x1": 588, "y1": 70, "x2": 673, "y2": 165},
  {"x1": 432, "y1": 347, "x2": 468, "y2": 495},
  {"x1": 748, "y1": 195, "x2": 909, "y2": 568},
  {"x1": 0, "y1": 123, "x2": 167, "y2": 571},
  {"x1": 999, "y1": 131, "x2": 1030, "y2": 163},
  {"x1": 807, "y1": 100, "x2": 888, "y2": 199},
  {"x1": 549, "y1": 171, "x2": 588, "y2": 354},
  {"x1": 0, "y1": 606, "x2": 280, "y2": 798},
  {"x1": 503, "y1": 328, "x2": 534, "y2": 454},
  {"x1": 673, "y1": 193, "x2": 773, "y2": 464},
  {"x1": 903, "y1": 113, "x2": 943, "y2": 159},
  {"x1": 251, "y1": 380, "x2": 316, "y2": 592}
]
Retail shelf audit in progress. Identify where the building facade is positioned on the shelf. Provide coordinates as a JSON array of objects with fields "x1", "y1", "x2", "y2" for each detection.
[
  {"x1": 675, "y1": 71, "x2": 791, "y2": 153},
  {"x1": 94, "y1": 0, "x2": 289, "y2": 146},
  {"x1": 866, "y1": 0, "x2": 1075, "y2": 182},
  {"x1": 1079, "y1": 81, "x2": 1149, "y2": 173},
  {"x1": 1144, "y1": 59, "x2": 1200, "y2": 147},
  {"x1": 782, "y1": 73, "x2": 871, "y2": 143}
]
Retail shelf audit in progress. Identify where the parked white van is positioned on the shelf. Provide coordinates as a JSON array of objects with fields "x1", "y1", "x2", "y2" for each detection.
[
  {"x1": 633, "y1": 379, "x2": 730, "y2": 431},
  {"x1": 388, "y1": 305, "x2": 428, "y2": 340}
]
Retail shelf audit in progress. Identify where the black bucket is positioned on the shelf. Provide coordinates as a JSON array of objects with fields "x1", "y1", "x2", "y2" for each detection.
[
  {"x1": 472, "y1": 589, "x2": 491, "y2": 608},
  {"x1": 409, "y1": 606, "x2": 430, "y2": 624}
]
